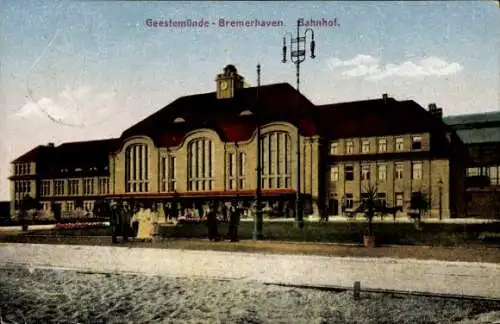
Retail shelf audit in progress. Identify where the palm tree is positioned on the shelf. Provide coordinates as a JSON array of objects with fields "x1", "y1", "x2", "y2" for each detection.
[{"x1": 361, "y1": 183, "x2": 379, "y2": 237}]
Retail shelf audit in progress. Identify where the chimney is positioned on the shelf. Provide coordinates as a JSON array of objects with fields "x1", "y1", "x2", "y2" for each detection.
[
  {"x1": 428, "y1": 103, "x2": 443, "y2": 119},
  {"x1": 382, "y1": 93, "x2": 388, "y2": 103},
  {"x1": 47, "y1": 142, "x2": 55, "y2": 148}
]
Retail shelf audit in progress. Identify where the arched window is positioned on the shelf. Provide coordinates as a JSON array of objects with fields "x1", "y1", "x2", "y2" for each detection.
[
  {"x1": 261, "y1": 131, "x2": 291, "y2": 189},
  {"x1": 125, "y1": 144, "x2": 149, "y2": 193},
  {"x1": 187, "y1": 138, "x2": 213, "y2": 191}
]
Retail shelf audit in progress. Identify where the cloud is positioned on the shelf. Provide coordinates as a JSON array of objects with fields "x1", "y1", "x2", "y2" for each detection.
[
  {"x1": 13, "y1": 85, "x2": 118, "y2": 127},
  {"x1": 327, "y1": 54, "x2": 463, "y2": 81}
]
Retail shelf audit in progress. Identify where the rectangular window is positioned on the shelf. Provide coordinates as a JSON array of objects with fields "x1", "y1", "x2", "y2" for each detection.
[
  {"x1": 83, "y1": 178, "x2": 94, "y2": 195},
  {"x1": 395, "y1": 163, "x2": 404, "y2": 180},
  {"x1": 489, "y1": 165, "x2": 499, "y2": 185},
  {"x1": 345, "y1": 193, "x2": 354, "y2": 209},
  {"x1": 412, "y1": 161, "x2": 423, "y2": 180},
  {"x1": 346, "y1": 141, "x2": 354, "y2": 154},
  {"x1": 377, "y1": 164, "x2": 387, "y2": 181},
  {"x1": 466, "y1": 167, "x2": 480, "y2": 177},
  {"x1": 378, "y1": 139, "x2": 387, "y2": 153},
  {"x1": 65, "y1": 201, "x2": 75, "y2": 212},
  {"x1": 68, "y1": 179, "x2": 79, "y2": 195},
  {"x1": 377, "y1": 192, "x2": 387, "y2": 207},
  {"x1": 345, "y1": 165, "x2": 354, "y2": 181},
  {"x1": 330, "y1": 165, "x2": 339, "y2": 181},
  {"x1": 361, "y1": 140, "x2": 370, "y2": 153},
  {"x1": 330, "y1": 142, "x2": 338, "y2": 155},
  {"x1": 396, "y1": 137, "x2": 404, "y2": 151},
  {"x1": 395, "y1": 193, "x2": 404, "y2": 207},
  {"x1": 168, "y1": 156, "x2": 176, "y2": 191},
  {"x1": 98, "y1": 178, "x2": 109, "y2": 195},
  {"x1": 160, "y1": 156, "x2": 167, "y2": 192},
  {"x1": 361, "y1": 165, "x2": 370, "y2": 180},
  {"x1": 238, "y1": 152, "x2": 246, "y2": 189},
  {"x1": 412, "y1": 136, "x2": 422, "y2": 150},
  {"x1": 54, "y1": 180, "x2": 65, "y2": 196},
  {"x1": 41, "y1": 180, "x2": 51, "y2": 196}
]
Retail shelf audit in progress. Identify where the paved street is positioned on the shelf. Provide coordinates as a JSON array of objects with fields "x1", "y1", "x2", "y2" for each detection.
[{"x1": 0, "y1": 243, "x2": 498, "y2": 300}]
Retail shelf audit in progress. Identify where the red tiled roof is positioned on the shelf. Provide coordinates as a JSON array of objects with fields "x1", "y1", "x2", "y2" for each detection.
[
  {"x1": 120, "y1": 83, "x2": 318, "y2": 146},
  {"x1": 317, "y1": 98, "x2": 446, "y2": 139}
]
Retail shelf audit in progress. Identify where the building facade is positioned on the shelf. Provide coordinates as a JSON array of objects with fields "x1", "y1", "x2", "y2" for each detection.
[
  {"x1": 444, "y1": 112, "x2": 500, "y2": 218},
  {"x1": 9, "y1": 65, "x2": 465, "y2": 220}
]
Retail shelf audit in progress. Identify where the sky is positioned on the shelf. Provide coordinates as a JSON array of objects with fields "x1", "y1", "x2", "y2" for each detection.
[{"x1": 0, "y1": 0, "x2": 499, "y2": 201}]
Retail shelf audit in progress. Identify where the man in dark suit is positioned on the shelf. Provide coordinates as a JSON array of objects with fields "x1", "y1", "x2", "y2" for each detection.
[{"x1": 228, "y1": 199, "x2": 241, "y2": 242}]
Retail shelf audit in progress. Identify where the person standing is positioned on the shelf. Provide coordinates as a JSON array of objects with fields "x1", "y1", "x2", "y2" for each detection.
[
  {"x1": 206, "y1": 202, "x2": 219, "y2": 241},
  {"x1": 109, "y1": 200, "x2": 120, "y2": 244},
  {"x1": 229, "y1": 200, "x2": 241, "y2": 242}
]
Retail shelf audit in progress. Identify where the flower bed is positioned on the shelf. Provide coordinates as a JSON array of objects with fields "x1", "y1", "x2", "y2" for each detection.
[{"x1": 55, "y1": 222, "x2": 109, "y2": 230}]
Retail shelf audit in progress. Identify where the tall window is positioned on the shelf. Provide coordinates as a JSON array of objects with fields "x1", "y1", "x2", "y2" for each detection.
[
  {"x1": 188, "y1": 138, "x2": 213, "y2": 191},
  {"x1": 378, "y1": 139, "x2": 387, "y2": 153},
  {"x1": 361, "y1": 164, "x2": 370, "y2": 180},
  {"x1": 412, "y1": 161, "x2": 423, "y2": 180},
  {"x1": 83, "y1": 178, "x2": 94, "y2": 195},
  {"x1": 395, "y1": 193, "x2": 404, "y2": 207},
  {"x1": 238, "y1": 152, "x2": 246, "y2": 189},
  {"x1": 41, "y1": 180, "x2": 51, "y2": 196},
  {"x1": 125, "y1": 144, "x2": 149, "y2": 193},
  {"x1": 168, "y1": 156, "x2": 176, "y2": 191},
  {"x1": 344, "y1": 193, "x2": 354, "y2": 209},
  {"x1": 396, "y1": 137, "x2": 404, "y2": 151},
  {"x1": 377, "y1": 193, "x2": 387, "y2": 207},
  {"x1": 261, "y1": 132, "x2": 291, "y2": 189},
  {"x1": 377, "y1": 164, "x2": 387, "y2": 181},
  {"x1": 345, "y1": 165, "x2": 354, "y2": 181},
  {"x1": 346, "y1": 141, "x2": 354, "y2": 154},
  {"x1": 227, "y1": 152, "x2": 236, "y2": 190},
  {"x1": 361, "y1": 140, "x2": 370, "y2": 153},
  {"x1": 68, "y1": 179, "x2": 79, "y2": 196},
  {"x1": 330, "y1": 165, "x2": 339, "y2": 181},
  {"x1": 395, "y1": 163, "x2": 404, "y2": 179},
  {"x1": 98, "y1": 178, "x2": 109, "y2": 195},
  {"x1": 54, "y1": 180, "x2": 65, "y2": 196},
  {"x1": 160, "y1": 155, "x2": 176, "y2": 192},
  {"x1": 330, "y1": 142, "x2": 338, "y2": 155}
]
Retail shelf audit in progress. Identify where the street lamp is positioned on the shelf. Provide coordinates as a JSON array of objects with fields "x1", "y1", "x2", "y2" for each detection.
[
  {"x1": 282, "y1": 19, "x2": 316, "y2": 229},
  {"x1": 438, "y1": 179, "x2": 443, "y2": 220},
  {"x1": 253, "y1": 63, "x2": 264, "y2": 240}
]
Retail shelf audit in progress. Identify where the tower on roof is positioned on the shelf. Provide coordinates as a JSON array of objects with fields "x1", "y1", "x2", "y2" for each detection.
[{"x1": 215, "y1": 64, "x2": 245, "y2": 99}]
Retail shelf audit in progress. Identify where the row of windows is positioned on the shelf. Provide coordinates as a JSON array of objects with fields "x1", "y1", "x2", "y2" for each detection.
[
  {"x1": 330, "y1": 136, "x2": 422, "y2": 155},
  {"x1": 14, "y1": 181, "x2": 32, "y2": 193},
  {"x1": 124, "y1": 133, "x2": 293, "y2": 193},
  {"x1": 14, "y1": 163, "x2": 31, "y2": 176},
  {"x1": 41, "y1": 178, "x2": 110, "y2": 196},
  {"x1": 342, "y1": 192, "x2": 407, "y2": 209},
  {"x1": 331, "y1": 162, "x2": 424, "y2": 182},
  {"x1": 466, "y1": 165, "x2": 500, "y2": 185}
]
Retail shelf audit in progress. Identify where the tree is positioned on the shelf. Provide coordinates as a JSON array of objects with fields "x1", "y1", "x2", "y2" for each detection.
[
  {"x1": 361, "y1": 183, "x2": 379, "y2": 237},
  {"x1": 409, "y1": 190, "x2": 430, "y2": 230}
]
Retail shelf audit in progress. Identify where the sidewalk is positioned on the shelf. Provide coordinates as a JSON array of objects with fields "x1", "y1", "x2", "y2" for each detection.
[{"x1": 1, "y1": 243, "x2": 498, "y2": 300}]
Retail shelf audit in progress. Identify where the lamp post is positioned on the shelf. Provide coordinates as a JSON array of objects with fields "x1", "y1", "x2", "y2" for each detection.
[
  {"x1": 438, "y1": 179, "x2": 443, "y2": 220},
  {"x1": 282, "y1": 19, "x2": 316, "y2": 229},
  {"x1": 253, "y1": 63, "x2": 264, "y2": 240}
]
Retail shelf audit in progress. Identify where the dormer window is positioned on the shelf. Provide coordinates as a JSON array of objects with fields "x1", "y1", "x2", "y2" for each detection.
[
  {"x1": 173, "y1": 117, "x2": 186, "y2": 123},
  {"x1": 412, "y1": 136, "x2": 422, "y2": 150},
  {"x1": 75, "y1": 168, "x2": 83, "y2": 172},
  {"x1": 239, "y1": 110, "x2": 253, "y2": 116}
]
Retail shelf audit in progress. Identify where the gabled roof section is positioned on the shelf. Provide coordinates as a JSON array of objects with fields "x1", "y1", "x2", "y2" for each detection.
[
  {"x1": 444, "y1": 111, "x2": 500, "y2": 144},
  {"x1": 443, "y1": 111, "x2": 500, "y2": 127},
  {"x1": 11, "y1": 145, "x2": 47, "y2": 163},
  {"x1": 120, "y1": 83, "x2": 318, "y2": 145}
]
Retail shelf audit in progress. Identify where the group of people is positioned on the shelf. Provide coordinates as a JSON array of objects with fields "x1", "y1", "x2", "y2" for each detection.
[
  {"x1": 206, "y1": 200, "x2": 241, "y2": 242},
  {"x1": 108, "y1": 199, "x2": 243, "y2": 243}
]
